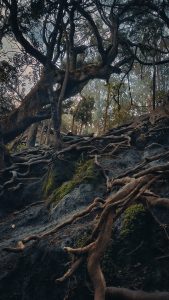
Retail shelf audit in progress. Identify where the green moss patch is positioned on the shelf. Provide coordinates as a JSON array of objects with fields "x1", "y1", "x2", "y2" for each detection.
[
  {"x1": 43, "y1": 159, "x2": 75, "y2": 198},
  {"x1": 102, "y1": 205, "x2": 149, "y2": 285},
  {"x1": 120, "y1": 204, "x2": 148, "y2": 242},
  {"x1": 47, "y1": 159, "x2": 101, "y2": 206},
  {"x1": 101, "y1": 204, "x2": 169, "y2": 290},
  {"x1": 75, "y1": 229, "x2": 92, "y2": 248}
]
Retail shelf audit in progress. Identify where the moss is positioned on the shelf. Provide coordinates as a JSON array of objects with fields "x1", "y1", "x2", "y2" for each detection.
[
  {"x1": 75, "y1": 229, "x2": 92, "y2": 248},
  {"x1": 43, "y1": 170, "x2": 56, "y2": 197},
  {"x1": 120, "y1": 204, "x2": 147, "y2": 240},
  {"x1": 43, "y1": 159, "x2": 75, "y2": 198},
  {"x1": 48, "y1": 159, "x2": 99, "y2": 206},
  {"x1": 101, "y1": 205, "x2": 152, "y2": 286},
  {"x1": 49, "y1": 179, "x2": 78, "y2": 206},
  {"x1": 8, "y1": 142, "x2": 26, "y2": 153},
  {"x1": 101, "y1": 204, "x2": 169, "y2": 290}
]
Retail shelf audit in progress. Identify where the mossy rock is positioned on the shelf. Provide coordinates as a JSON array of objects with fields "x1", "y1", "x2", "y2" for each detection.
[
  {"x1": 101, "y1": 205, "x2": 150, "y2": 285},
  {"x1": 74, "y1": 229, "x2": 92, "y2": 248},
  {"x1": 120, "y1": 204, "x2": 149, "y2": 241},
  {"x1": 101, "y1": 204, "x2": 169, "y2": 290},
  {"x1": 47, "y1": 159, "x2": 102, "y2": 206},
  {"x1": 43, "y1": 159, "x2": 75, "y2": 198}
]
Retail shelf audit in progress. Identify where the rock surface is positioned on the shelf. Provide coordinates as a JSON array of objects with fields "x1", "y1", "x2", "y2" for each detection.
[{"x1": 1, "y1": 113, "x2": 169, "y2": 299}]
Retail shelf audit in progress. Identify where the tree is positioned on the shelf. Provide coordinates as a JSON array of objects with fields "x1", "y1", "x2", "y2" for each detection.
[
  {"x1": 0, "y1": 0, "x2": 169, "y2": 145},
  {"x1": 72, "y1": 94, "x2": 95, "y2": 134}
]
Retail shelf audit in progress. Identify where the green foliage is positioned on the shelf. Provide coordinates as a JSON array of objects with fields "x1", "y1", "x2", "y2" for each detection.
[{"x1": 111, "y1": 104, "x2": 134, "y2": 127}]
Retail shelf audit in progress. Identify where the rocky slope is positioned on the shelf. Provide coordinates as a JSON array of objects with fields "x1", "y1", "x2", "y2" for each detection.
[{"x1": 1, "y1": 108, "x2": 169, "y2": 299}]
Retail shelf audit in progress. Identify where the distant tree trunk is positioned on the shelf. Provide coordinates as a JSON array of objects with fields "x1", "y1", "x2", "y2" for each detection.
[
  {"x1": 71, "y1": 115, "x2": 76, "y2": 133},
  {"x1": 79, "y1": 123, "x2": 84, "y2": 135},
  {"x1": 26, "y1": 123, "x2": 39, "y2": 147},
  {"x1": 55, "y1": 31, "x2": 69, "y2": 149},
  {"x1": 103, "y1": 83, "x2": 111, "y2": 133},
  {"x1": 127, "y1": 74, "x2": 133, "y2": 106},
  {"x1": 39, "y1": 122, "x2": 46, "y2": 145},
  {"x1": 0, "y1": 124, "x2": 5, "y2": 170},
  {"x1": 71, "y1": 98, "x2": 82, "y2": 133},
  {"x1": 48, "y1": 85, "x2": 61, "y2": 147},
  {"x1": 152, "y1": 58, "x2": 156, "y2": 110},
  {"x1": 140, "y1": 64, "x2": 143, "y2": 80},
  {"x1": 46, "y1": 119, "x2": 52, "y2": 145},
  {"x1": 74, "y1": 124, "x2": 78, "y2": 135},
  {"x1": 162, "y1": 67, "x2": 165, "y2": 92},
  {"x1": 156, "y1": 53, "x2": 161, "y2": 91}
]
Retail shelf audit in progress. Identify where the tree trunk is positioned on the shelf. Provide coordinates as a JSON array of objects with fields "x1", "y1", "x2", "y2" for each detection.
[
  {"x1": 1, "y1": 64, "x2": 120, "y2": 144},
  {"x1": 127, "y1": 74, "x2": 133, "y2": 106},
  {"x1": 71, "y1": 114, "x2": 76, "y2": 133},
  {"x1": 0, "y1": 124, "x2": 5, "y2": 170},
  {"x1": 46, "y1": 119, "x2": 52, "y2": 145},
  {"x1": 152, "y1": 58, "x2": 156, "y2": 110},
  {"x1": 48, "y1": 85, "x2": 62, "y2": 149},
  {"x1": 39, "y1": 122, "x2": 46, "y2": 145},
  {"x1": 103, "y1": 84, "x2": 111, "y2": 133},
  {"x1": 26, "y1": 123, "x2": 39, "y2": 148},
  {"x1": 79, "y1": 123, "x2": 84, "y2": 135},
  {"x1": 53, "y1": 29, "x2": 70, "y2": 150},
  {"x1": 71, "y1": 98, "x2": 83, "y2": 133}
]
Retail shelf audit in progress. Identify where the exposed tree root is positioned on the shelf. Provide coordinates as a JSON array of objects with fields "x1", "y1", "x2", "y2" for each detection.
[
  {"x1": 0, "y1": 146, "x2": 52, "y2": 199},
  {"x1": 145, "y1": 194, "x2": 169, "y2": 208},
  {"x1": 3, "y1": 241, "x2": 25, "y2": 253},
  {"x1": 54, "y1": 171, "x2": 169, "y2": 299},
  {"x1": 2, "y1": 114, "x2": 169, "y2": 299},
  {"x1": 94, "y1": 155, "x2": 111, "y2": 190},
  {"x1": 2, "y1": 197, "x2": 104, "y2": 249},
  {"x1": 56, "y1": 257, "x2": 84, "y2": 283}
]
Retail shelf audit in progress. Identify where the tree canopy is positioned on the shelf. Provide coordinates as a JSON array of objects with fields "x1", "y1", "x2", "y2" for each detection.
[
  {"x1": 1, "y1": 2, "x2": 169, "y2": 299},
  {"x1": 0, "y1": 0, "x2": 169, "y2": 143}
]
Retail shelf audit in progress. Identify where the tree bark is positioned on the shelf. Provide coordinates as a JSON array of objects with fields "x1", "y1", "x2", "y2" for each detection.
[
  {"x1": 152, "y1": 57, "x2": 156, "y2": 110},
  {"x1": 71, "y1": 98, "x2": 83, "y2": 133},
  {"x1": 46, "y1": 119, "x2": 52, "y2": 145},
  {"x1": 26, "y1": 123, "x2": 39, "y2": 148},
  {"x1": 1, "y1": 64, "x2": 120, "y2": 144},
  {"x1": 39, "y1": 122, "x2": 46, "y2": 145},
  {"x1": 48, "y1": 85, "x2": 62, "y2": 148},
  {"x1": 103, "y1": 84, "x2": 111, "y2": 133},
  {"x1": 0, "y1": 123, "x2": 5, "y2": 170},
  {"x1": 79, "y1": 123, "x2": 84, "y2": 135},
  {"x1": 53, "y1": 29, "x2": 70, "y2": 149}
]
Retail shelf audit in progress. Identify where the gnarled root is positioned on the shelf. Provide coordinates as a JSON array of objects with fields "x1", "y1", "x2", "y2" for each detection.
[
  {"x1": 87, "y1": 210, "x2": 115, "y2": 300},
  {"x1": 3, "y1": 241, "x2": 25, "y2": 253}
]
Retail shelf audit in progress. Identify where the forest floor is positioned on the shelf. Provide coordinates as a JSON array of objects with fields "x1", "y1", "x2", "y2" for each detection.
[{"x1": 1, "y1": 107, "x2": 169, "y2": 299}]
